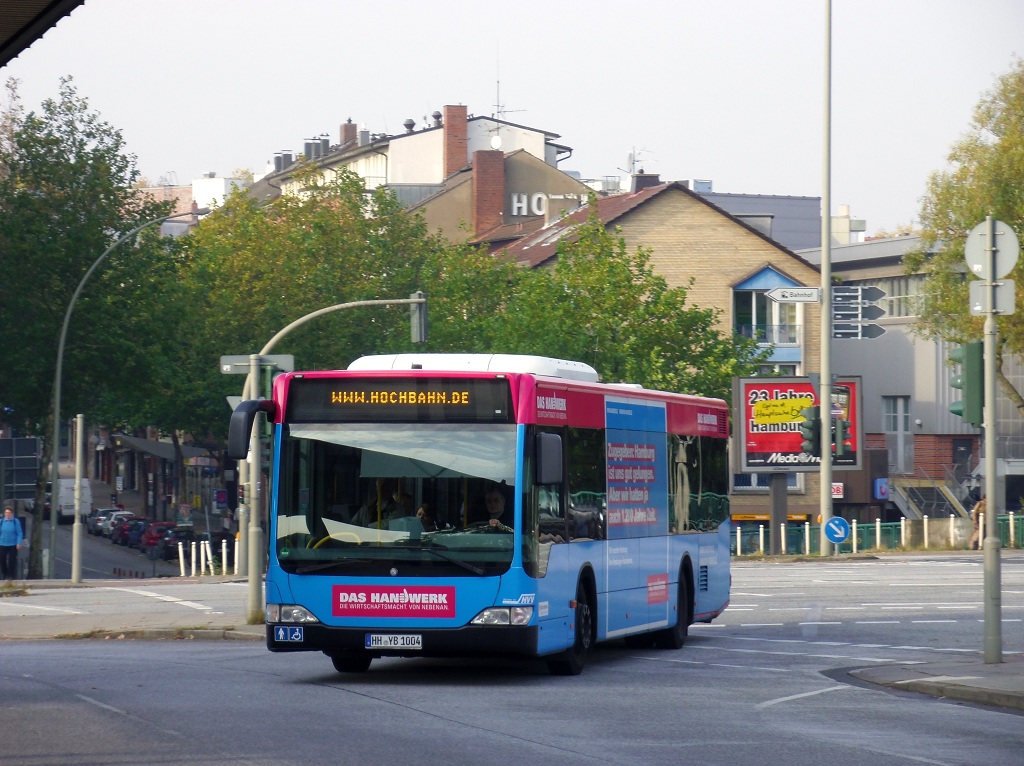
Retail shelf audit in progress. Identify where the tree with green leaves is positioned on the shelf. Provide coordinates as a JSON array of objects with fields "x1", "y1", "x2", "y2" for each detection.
[
  {"x1": 0, "y1": 77, "x2": 170, "y2": 575},
  {"x1": 905, "y1": 59, "x2": 1024, "y2": 410}
]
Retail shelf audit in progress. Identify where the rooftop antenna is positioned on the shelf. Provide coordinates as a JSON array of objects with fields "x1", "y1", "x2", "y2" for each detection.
[
  {"x1": 491, "y1": 48, "x2": 524, "y2": 149},
  {"x1": 618, "y1": 148, "x2": 654, "y2": 175}
]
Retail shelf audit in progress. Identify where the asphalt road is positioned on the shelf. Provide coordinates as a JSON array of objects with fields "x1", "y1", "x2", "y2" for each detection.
[{"x1": 2, "y1": 554, "x2": 1021, "y2": 765}]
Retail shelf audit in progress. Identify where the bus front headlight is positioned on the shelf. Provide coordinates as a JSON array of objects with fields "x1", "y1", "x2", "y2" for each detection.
[
  {"x1": 470, "y1": 606, "x2": 533, "y2": 626},
  {"x1": 266, "y1": 604, "x2": 320, "y2": 624}
]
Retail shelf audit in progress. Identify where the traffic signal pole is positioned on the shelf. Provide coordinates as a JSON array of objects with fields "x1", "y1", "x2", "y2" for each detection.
[{"x1": 982, "y1": 216, "x2": 1002, "y2": 664}]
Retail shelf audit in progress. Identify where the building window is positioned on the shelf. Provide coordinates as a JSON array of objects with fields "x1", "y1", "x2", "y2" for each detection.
[
  {"x1": 847, "y1": 276, "x2": 925, "y2": 318},
  {"x1": 883, "y1": 395, "x2": 913, "y2": 474},
  {"x1": 734, "y1": 290, "x2": 799, "y2": 346}
]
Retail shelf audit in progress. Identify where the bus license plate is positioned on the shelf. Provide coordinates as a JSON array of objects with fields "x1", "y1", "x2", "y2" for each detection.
[{"x1": 365, "y1": 633, "x2": 422, "y2": 650}]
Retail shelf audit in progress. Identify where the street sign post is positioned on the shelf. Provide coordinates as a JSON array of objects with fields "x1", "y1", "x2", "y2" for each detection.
[
  {"x1": 965, "y1": 219, "x2": 1019, "y2": 280},
  {"x1": 831, "y1": 285, "x2": 887, "y2": 339},
  {"x1": 963, "y1": 217, "x2": 1020, "y2": 665},
  {"x1": 220, "y1": 354, "x2": 295, "y2": 374},
  {"x1": 833, "y1": 322, "x2": 885, "y2": 339},
  {"x1": 766, "y1": 286, "x2": 821, "y2": 303},
  {"x1": 824, "y1": 516, "x2": 850, "y2": 544}
]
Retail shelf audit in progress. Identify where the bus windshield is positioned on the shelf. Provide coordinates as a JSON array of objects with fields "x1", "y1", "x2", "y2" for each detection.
[{"x1": 274, "y1": 422, "x2": 519, "y2": 576}]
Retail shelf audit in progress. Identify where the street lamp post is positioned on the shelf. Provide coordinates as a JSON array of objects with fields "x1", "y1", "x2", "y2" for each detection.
[
  {"x1": 238, "y1": 294, "x2": 427, "y2": 622},
  {"x1": 49, "y1": 206, "x2": 208, "y2": 579}
]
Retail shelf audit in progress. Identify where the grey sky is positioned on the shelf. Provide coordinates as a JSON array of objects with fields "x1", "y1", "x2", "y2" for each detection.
[{"x1": 2, "y1": 0, "x2": 1021, "y2": 236}]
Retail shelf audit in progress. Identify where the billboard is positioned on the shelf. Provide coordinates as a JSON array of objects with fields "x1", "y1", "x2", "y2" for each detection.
[{"x1": 734, "y1": 377, "x2": 862, "y2": 473}]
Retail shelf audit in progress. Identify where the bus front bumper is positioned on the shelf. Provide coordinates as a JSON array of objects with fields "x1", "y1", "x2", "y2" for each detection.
[{"x1": 266, "y1": 622, "x2": 540, "y2": 659}]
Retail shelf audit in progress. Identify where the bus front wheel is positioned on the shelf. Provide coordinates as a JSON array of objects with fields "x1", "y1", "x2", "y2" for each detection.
[{"x1": 547, "y1": 582, "x2": 593, "y2": 676}]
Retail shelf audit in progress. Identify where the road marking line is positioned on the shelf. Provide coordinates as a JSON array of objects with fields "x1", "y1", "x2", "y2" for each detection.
[
  {"x1": 102, "y1": 587, "x2": 213, "y2": 611},
  {"x1": 755, "y1": 685, "x2": 849, "y2": 709},
  {"x1": 0, "y1": 603, "x2": 86, "y2": 614}
]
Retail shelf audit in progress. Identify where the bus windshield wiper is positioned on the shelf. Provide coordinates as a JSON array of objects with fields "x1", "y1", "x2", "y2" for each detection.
[
  {"x1": 411, "y1": 544, "x2": 486, "y2": 575},
  {"x1": 294, "y1": 558, "x2": 372, "y2": 574}
]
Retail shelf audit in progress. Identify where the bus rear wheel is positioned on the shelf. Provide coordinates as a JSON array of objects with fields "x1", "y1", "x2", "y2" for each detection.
[
  {"x1": 548, "y1": 582, "x2": 592, "y2": 676},
  {"x1": 329, "y1": 653, "x2": 372, "y2": 673},
  {"x1": 653, "y1": 579, "x2": 690, "y2": 650}
]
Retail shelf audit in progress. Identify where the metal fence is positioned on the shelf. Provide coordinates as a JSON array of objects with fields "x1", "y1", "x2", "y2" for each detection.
[{"x1": 732, "y1": 513, "x2": 1023, "y2": 556}]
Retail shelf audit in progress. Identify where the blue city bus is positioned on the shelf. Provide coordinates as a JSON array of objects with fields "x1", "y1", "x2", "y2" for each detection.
[{"x1": 228, "y1": 354, "x2": 731, "y2": 675}]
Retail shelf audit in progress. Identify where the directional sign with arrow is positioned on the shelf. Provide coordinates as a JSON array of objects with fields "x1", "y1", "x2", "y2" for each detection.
[
  {"x1": 831, "y1": 285, "x2": 887, "y2": 339},
  {"x1": 766, "y1": 286, "x2": 821, "y2": 303},
  {"x1": 834, "y1": 323, "x2": 886, "y2": 340}
]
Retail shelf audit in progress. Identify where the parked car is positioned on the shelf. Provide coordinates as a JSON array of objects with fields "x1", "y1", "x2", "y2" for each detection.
[
  {"x1": 112, "y1": 517, "x2": 145, "y2": 546},
  {"x1": 140, "y1": 521, "x2": 175, "y2": 555},
  {"x1": 88, "y1": 508, "x2": 117, "y2": 536},
  {"x1": 158, "y1": 527, "x2": 199, "y2": 561},
  {"x1": 97, "y1": 510, "x2": 134, "y2": 538},
  {"x1": 126, "y1": 519, "x2": 153, "y2": 549}
]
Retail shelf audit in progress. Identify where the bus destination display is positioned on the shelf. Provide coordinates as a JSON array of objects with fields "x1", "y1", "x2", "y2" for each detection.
[{"x1": 286, "y1": 377, "x2": 513, "y2": 423}]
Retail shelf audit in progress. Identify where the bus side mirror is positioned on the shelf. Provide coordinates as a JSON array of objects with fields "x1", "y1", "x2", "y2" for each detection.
[
  {"x1": 228, "y1": 400, "x2": 277, "y2": 459},
  {"x1": 535, "y1": 432, "x2": 562, "y2": 486}
]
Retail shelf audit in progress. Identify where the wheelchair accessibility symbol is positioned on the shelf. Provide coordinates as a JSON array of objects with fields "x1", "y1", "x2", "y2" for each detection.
[{"x1": 275, "y1": 626, "x2": 304, "y2": 642}]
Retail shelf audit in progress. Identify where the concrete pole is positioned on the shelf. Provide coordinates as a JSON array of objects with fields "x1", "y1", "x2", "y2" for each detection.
[
  {"x1": 70, "y1": 414, "x2": 84, "y2": 583},
  {"x1": 247, "y1": 354, "x2": 264, "y2": 624},
  {"x1": 236, "y1": 369, "x2": 250, "y2": 577},
  {"x1": 818, "y1": 0, "x2": 835, "y2": 556},
  {"x1": 982, "y1": 214, "x2": 1002, "y2": 663}
]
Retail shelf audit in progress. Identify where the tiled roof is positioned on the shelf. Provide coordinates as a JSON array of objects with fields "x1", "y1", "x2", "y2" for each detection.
[{"x1": 502, "y1": 181, "x2": 817, "y2": 271}]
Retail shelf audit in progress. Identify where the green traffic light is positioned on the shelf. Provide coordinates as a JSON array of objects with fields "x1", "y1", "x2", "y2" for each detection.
[{"x1": 948, "y1": 340, "x2": 983, "y2": 427}]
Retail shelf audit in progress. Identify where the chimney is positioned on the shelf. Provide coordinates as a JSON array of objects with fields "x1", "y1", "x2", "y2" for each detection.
[
  {"x1": 432, "y1": 110, "x2": 442, "y2": 128},
  {"x1": 472, "y1": 149, "x2": 505, "y2": 235},
  {"x1": 403, "y1": 118, "x2": 416, "y2": 134},
  {"x1": 630, "y1": 171, "x2": 662, "y2": 194},
  {"x1": 443, "y1": 104, "x2": 468, "y2": 178},
  {"x1": 341, "y1": 118, "x2": 357, "y2": 146}
]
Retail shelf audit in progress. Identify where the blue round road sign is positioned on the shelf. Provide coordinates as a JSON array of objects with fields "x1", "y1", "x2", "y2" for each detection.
[{"x1": 824, "y1": 516, "x2": 851, "y2": 544}]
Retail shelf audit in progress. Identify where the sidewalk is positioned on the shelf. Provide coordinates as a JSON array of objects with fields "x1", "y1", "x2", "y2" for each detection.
[
  {"x1": 0, "y1": 576, "x2": 264, "y2": 642},
  {"x1": 2, "y1": 577, "x2": 1022, "y2": 711},
  {"x1": 851, "y1": 656, "x2": 1024, "y2": 713}
]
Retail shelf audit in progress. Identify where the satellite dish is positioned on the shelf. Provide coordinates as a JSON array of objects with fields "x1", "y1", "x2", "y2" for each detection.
[{"x1": 490, "y1": 135, "x2": 502, "y2": 150}]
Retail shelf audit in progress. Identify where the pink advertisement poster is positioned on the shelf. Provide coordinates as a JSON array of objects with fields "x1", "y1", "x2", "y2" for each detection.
[{"x1": 332, "y1": 585, "x2": 456, "y2": 618}]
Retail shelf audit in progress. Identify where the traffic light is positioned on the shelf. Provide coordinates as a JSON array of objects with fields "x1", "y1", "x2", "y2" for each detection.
[
  {"x1": 949, "y1": 341, "x2": 983, "y2": 427},
  {"x1": 799, "y1": 405, "x2": 821, "y2": 457},
  {"x1": 410, "y1": 291, "x2": 428, "y2": 344},
  {"x1": 833, "y1": 415, "x2": 852, "y2": 456}
]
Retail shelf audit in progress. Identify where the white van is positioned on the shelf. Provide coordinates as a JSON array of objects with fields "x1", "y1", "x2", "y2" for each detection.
[{"x1": 58, "y1": 478, "x2": 92, "y2": 524}]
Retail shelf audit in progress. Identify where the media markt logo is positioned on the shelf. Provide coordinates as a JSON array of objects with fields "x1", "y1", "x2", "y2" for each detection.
[{"x1": 765, "y1": 452, "x2": 820, "y2": 464}]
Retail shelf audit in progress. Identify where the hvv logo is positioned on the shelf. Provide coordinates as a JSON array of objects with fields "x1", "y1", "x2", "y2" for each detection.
[{"x1": 502, "y1": 594, "x2": 535, "y2": 605}]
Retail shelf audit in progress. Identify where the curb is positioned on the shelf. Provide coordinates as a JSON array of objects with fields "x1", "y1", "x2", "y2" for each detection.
[{"x1": 52, "y1": 628, "x2": 264, "y2": 642}]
